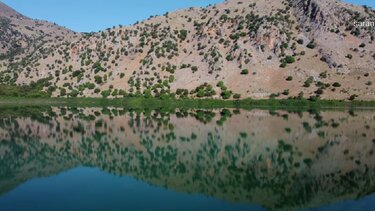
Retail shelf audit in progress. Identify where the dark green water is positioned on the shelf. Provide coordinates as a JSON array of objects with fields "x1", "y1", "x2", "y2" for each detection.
[{"x1": 0, "y1": 107, "x2": 374, "y2": 211}]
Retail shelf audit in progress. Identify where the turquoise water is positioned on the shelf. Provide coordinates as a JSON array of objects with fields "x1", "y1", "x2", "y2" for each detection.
[
  {"x1": 0, "y1": 167, "x2": 264, "y2": 211},
  {"x1": 1, "y1": 167, "x2": 375, "y2": 211},
  {"x1": 0, "y1": 107, "x2": 374, "y2": 210}
]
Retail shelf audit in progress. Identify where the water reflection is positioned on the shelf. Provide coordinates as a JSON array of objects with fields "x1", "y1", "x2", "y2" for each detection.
[{"x1": 0, "y1": 107, "x2": 374, "y2": 210}]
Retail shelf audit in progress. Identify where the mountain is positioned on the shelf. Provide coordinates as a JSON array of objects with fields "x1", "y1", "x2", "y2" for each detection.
[
  {"x1": 0, "y1": 0, "x2": 374, "y2": 100},
  {"x1": 0, "y1": 2, "x2": 78, "y2": 61}
]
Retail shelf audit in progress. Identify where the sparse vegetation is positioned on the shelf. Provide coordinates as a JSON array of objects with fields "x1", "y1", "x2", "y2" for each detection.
[{"x1": 0, "y1": 0, "x2": 373, "y2": 102}]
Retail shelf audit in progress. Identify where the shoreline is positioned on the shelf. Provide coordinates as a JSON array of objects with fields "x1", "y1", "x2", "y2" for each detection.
[{"x1": 0, "y1": 97, "x2": 375, "y2": 109}]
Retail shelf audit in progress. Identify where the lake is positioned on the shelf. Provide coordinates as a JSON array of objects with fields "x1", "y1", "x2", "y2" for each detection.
[{"x1": 0, "y1": 107, "x2": 374, "y2": 211}]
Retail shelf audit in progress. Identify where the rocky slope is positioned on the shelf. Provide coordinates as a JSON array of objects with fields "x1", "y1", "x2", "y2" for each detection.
[
  {"x1": 0, "y1": 0, "x2": 374, "y2": 100},
  {"x1": 0, "y1": 2, "x2": 78, "y2": 65}
]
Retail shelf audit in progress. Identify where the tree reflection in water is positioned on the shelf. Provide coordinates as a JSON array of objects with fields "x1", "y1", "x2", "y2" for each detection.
[{"x1": 0, "y1": 107, "x2": 374, "y2": 210}]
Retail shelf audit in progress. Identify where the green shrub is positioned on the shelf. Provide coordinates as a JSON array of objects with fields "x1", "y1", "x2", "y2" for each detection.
[
  {"x1": 60, "y1": 88, "x2": 66, "y2": 96},
  {"x1": 101, "y1": 90, "x2": 111, "y2": 98},
  {"x1": 241, "y1": 69, "x2": 249, "y2": 75},
  {"x1": 94, "y1": 76, "x2": 103, "y2": 84},
  {"x1": 319, "y1": 72, "x2": 327, "y2": 79},
  {"x1": 0, "y1": 77, "x2": 52, "y2": 98},
  {"x1": 306, "y1": 41, "x2": 316, "y2": 49},
  {"x1": 221, "y1": 90, "x2": 232, "y2": 99},
  {"x1": 87, "y1": 83, "x2": 95, "y2": 89},
  {"x1": 349, "y1": 94, "x2": 358, "y2": 101},
  {"x1": 143, "y1": 89, "x2": 152, "y2": 98},
  {"x1": 111, "y1": 89, "x2": 118, "y2": 96},
  {"x1": 315, "y1": 88, "x2": 324, "y2": 95},
  {"x1": 169, "y1": 75, "x2": 175, "y2": 83},
  {"x1": 282, "y1": 89, "x2": 289, "y2": 95},
  {"x1": 72, "y1": 70, "x2": 82, "y2": 78},
  {"x1": 119, "y1": 90, "x2": 127, "y2": 96},
  {"x1": 332, "y1": 82, "x2": 341, "y2": 87},
  {"x1": 197, "y1": 89, "x2": 205, "y2": 97},
  {"x1": 284, "y1": 56, "x2": 295, "y2": 64},
  {"x1": 233, "y1": 93, "x2": 241, "y2": 99},
  {"x1": 69, "y1": 89, "x2": 79, "y2": 97},
  {"x1": 178, "y1": 30, "x2": 188, "y2": 41},
  {"x1": 226, "y1": 54, "x2": 233, "y2": 61},
  {"x1": 304, "y1": 77, "x2": 314, "y2": 87},
  {"x1": 308, "y1": 95, "x2": 319, "y2": 101}
]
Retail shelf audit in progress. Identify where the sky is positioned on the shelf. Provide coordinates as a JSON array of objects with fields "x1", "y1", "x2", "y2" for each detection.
[{"x1": 1, "y1": 0, "x2": 374, "y2": 32}]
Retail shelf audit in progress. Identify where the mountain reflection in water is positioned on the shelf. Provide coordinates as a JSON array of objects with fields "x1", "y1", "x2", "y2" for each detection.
[{"x1": 0, "y1": 107, "x2": 374, "y2": 211}]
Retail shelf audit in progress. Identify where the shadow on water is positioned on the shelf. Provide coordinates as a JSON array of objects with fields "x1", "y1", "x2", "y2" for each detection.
[{"x1": 0, "y1": 106, "x2": 374, "y2": 210}]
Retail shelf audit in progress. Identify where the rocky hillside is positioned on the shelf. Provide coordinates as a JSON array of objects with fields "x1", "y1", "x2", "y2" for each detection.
[
  {"x1": 0, "y1": 0, "x2": 374, "y2": 100},
  {"x1": 0, "y1": 2, "x2": 78, "y2": 64}
]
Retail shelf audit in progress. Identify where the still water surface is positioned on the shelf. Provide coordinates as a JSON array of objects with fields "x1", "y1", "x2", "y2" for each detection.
[{"x1": 0, "y1": 107, "x2": 374, "y2": 210}]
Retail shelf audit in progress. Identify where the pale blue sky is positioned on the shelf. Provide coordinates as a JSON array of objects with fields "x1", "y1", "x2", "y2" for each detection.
[{"x1": 1, "y1": 0, "x2": 373, "y2": 32}]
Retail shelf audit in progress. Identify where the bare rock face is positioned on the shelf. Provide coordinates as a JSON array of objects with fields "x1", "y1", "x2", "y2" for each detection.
[
  {"x1": 297, "y1": 0, "x2": 325, "y2": 23},
  {"x1": 293, "y1": 0, "x2": 375, "y2": 73},
  {"x1": 0, "y1": 0, "x2": 374, "y2": 100}
]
